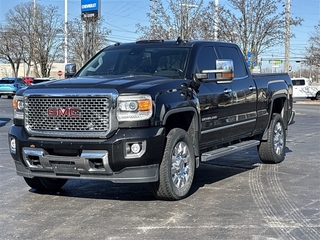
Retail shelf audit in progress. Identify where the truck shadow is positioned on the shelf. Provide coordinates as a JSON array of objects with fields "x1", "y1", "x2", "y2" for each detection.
[
  {"x1": 0, "y1": 118, "x2": 11, "y2": 127},
  {"x1": 31, "y1": 147, "x2": 274, "y2": 201}
]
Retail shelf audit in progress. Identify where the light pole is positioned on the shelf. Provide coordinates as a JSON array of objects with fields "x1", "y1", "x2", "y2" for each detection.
[
  {"x1": 33, "y1": 0, "x2": 37, "y2": 76},
  {"x1": 150, "y1": 0, "x2": 156, "y2": 38},
  {"x1": 284, "y1": 0, "x2": 290, "y2": 72},
  {"x1": 214, "y1": 0, "x2": 219, "y2": 41},
  {"x1": 180, "y1": 3, "x2": 198, "y2": 40},
  {"x1": 64, "y1": 0, "x2": 68, "y2": 66}
]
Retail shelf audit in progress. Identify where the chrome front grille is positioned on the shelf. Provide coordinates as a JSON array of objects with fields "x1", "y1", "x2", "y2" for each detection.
[{"x1": 25, "y1": 97, "x2": 112, "y2": 138}]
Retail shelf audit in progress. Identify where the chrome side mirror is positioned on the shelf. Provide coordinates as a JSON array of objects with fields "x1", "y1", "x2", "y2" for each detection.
[{"x1": 195, "y1": 59, "x2": 234, "y2": 83}]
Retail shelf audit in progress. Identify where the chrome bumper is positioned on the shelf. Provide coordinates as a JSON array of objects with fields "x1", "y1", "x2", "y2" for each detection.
[{"x1": 17, "y1": 147, "x2": 159, "y2": 183}]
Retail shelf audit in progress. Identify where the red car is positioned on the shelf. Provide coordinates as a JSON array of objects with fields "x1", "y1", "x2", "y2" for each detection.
[{"x1": 23, "y1": 77, "x2": 34, "y2": 85}]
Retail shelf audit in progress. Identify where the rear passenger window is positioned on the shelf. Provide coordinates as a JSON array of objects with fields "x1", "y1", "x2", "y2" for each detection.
[
  {"x1": 218, "y1": 46, "x2": 247, "y2": 78},
  {"x1": 292, "y1": 79, "x2": 305, "y2": 86}
]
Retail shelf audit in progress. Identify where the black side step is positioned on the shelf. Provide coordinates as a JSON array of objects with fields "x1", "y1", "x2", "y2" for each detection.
[{"x1": 201, "y1": 140, "x2": 260, "y2": 162}]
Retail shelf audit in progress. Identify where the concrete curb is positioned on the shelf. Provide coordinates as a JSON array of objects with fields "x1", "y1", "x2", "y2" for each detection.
[{"x1": 294, "y1": 100, "x2": 320, "y2": 105}]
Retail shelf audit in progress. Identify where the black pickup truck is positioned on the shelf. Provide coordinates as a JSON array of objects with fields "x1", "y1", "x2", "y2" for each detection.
[{"x1": 8, "y1": 39, "x2": 295, "y2": 200}]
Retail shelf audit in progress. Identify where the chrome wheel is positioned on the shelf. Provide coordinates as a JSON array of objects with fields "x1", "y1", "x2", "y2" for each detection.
[
  {"x1": 258, "y1": 113, "x2": 286, "y2": 164},
  {"x1": 273, "y1": 122, "x2": 284, "y2": 156},
  {"x1": 171, "y1": 141, "x2": 191, "y2": 189},
  {"x1": 149, "y1": 128, "x2": 195, "y2": 200}
]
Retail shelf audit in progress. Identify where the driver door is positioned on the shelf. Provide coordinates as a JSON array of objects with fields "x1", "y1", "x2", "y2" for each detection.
[{"x1": 195, "y1": 46, "x2": 234, "y2": 149}]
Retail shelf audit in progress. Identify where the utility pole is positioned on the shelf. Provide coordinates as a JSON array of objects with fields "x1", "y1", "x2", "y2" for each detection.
[
  {"x1": 180, "y1": 2, "x2": 198, "y2": 40},
  {"x1": 64, "y1": 0, "x2": 68, "y2": 66},
  {"x1": 284, "y1": 0, "x2": 290, "y2": 72},
  {"x1": 214, "y1": 0, "x2": 219, "y2": 41},
  {"x1": 150, "y1": 0, "x2": 156, "y2": 38},
  {"x1": 33, "y1": 0, "x2": 37, "y2": 76}
]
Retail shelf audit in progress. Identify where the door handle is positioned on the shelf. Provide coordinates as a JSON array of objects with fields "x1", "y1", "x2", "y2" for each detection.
[{"x1": 249, "y1": 86, "x2": 256, "y2": 91}]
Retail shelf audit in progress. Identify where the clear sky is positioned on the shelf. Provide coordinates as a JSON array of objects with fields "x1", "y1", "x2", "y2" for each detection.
[{"x1": 0, "y1": 0, "x2": 319, "y2": 70}]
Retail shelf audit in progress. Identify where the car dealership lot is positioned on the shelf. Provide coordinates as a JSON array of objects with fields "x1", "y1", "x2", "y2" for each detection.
[{"x1": 0, "y1": 98, "x2": 319, "y2": 239}]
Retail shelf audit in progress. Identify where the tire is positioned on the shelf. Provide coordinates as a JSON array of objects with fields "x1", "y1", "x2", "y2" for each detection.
[
  {"x1": 315, "y1": 92, "x2": 320, "y2": 100},
  {"x1": 24, "y1": 177, "x2": 68, "y2": 191},
  {"x1": 258, "y1": 113, "x2": 286, "y2": 164},
  {"x1": 149, "y1": 128, "x2": 195, "y2": 200}
]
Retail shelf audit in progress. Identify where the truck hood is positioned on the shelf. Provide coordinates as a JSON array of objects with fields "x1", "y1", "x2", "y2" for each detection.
[{"x1": 20, "y1": 75, "x2": 188, "y2": 96}]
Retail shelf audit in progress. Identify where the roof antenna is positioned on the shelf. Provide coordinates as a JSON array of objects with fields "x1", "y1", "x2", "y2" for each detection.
[{"x1": 176, "y1": 36, "x2": 182, "y2": 44}]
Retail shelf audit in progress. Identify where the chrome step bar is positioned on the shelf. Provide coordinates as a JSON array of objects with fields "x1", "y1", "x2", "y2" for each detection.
[{"x1": 201, "y1": 140, "x2": 260, "y2": 162}]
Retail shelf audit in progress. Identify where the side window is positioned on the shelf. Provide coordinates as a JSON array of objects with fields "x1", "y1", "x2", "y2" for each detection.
[
  {"x1": 218, "y1": 46, "x2": 248, "y2": 78},
  {"x1": 292, "y1": 79, "x2": 305, "y2": 86},
  {"x1": 196, "y1": 47, "x2": 217, "y2": 72}
]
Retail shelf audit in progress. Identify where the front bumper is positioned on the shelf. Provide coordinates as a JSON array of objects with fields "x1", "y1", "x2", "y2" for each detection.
[
  {"x1": 0, "y1": 91, "x2": 15, "y2": 96},
  {"x1": 8, "y1": 125, "x2": 165, "y2": 183}
]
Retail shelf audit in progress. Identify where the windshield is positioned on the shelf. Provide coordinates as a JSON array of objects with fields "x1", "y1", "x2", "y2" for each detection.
[{"x1": 78, "y1": 47, "x2": 189, "y2": 79}]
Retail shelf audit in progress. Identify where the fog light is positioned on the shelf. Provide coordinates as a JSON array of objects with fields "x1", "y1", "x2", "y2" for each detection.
[
  {"x1": 125, "y1": 141, "x2": 146, "y2": 159},
  {"x1": 10, "y1": 137, "x2": 16, "y2": 154},
  {"x1": 131, "y1": 143, "x2": 141, "y2": 154}
]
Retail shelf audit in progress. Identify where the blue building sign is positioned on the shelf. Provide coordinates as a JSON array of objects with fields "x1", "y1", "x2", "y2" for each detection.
[{"x1": 81, "y1": 0, "x2": 100, "y2": 13}]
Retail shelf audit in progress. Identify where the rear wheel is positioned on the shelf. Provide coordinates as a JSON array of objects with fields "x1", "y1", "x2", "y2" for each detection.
[
  {"x1": 258, "y1": 113, "x2": 286, "y2": 164},
  {"x1": 315, "y1": 92, "x2": 320, "y2": 100},
  {"x1": 24, "y1": 177, "x2": 68, "y2": 191},
  {"x1": 150, "y1": 128, "x2": 195, "y2": 200}
]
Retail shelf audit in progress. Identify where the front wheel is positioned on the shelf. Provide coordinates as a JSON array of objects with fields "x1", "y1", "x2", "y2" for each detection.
[
  {"x1": 150, "y1": 128, "x2": 195, "y2": 200},
  {"x1": 24, "y1": 177, "x2": 68, "y2": 191},
  {"x1": 258, "y1": 113, "x2": 286, "y2": 164},
  {"x1": 315, "y1": 92, "x2": 320, "y2": 100}
]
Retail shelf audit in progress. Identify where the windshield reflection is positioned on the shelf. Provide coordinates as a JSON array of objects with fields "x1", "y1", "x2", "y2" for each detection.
[{"x1": 78, "y1": 47, "x2": 189, "y2": 79}]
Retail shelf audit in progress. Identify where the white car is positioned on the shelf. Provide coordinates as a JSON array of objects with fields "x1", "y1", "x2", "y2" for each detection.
[{"x1": 292, "y1": 77, "x2": 320, "y2": 100}]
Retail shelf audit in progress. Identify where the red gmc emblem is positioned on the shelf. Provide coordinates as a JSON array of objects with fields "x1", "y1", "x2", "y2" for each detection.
[{"x1": 47, "y1": 107, "x2": 81, "y2": 117}]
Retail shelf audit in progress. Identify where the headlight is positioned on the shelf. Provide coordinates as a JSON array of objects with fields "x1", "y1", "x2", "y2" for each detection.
[
  {"x1": 13, "y1": 95, "x2": 25, "y2": 119},
  {"x1": 117, "y1": 95, "x2": 152, "y2": 121}
]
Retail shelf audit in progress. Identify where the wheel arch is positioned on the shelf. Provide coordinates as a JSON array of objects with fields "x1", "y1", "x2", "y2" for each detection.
[
  {"x1": 262, "y1": 94, "x2": 288, "y2": 140},
  {"x1": 162, "y1": 107, "x2": 200, "y2": 160}
]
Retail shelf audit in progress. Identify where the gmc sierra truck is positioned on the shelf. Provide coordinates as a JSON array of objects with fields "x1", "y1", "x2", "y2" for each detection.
[{"x1": 8, "y1": 39, "x2": 295, "y2": 200}]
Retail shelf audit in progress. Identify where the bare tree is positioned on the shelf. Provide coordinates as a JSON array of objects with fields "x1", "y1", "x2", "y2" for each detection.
[
  {"x1": 138, "y1": 0, "x2": 302, "y2": 70},
  {"x1": 0, "y1": 25, "x2": 23, "y2": 77},
  {"x1": 137, "y1": 0, "x2": 205, "y2": 40},
  {"x1": 197, "y1": 0, "x2": 302, "y2": 68},
  {"x1": 3, "y1": 2, "x2": 64, "y2": 77},
  {"x1": 305, "y1": 21, "x2": 320, "y2": 82},
  {"x1": 305, "y1": 21, "x2": 320, "y2": 66},
  {"x1": 67, "y1": 17, "x2": 111, "y2": 68},
  {"x1": 32, "y1": 4, "x2": 64, "y2": 77}
]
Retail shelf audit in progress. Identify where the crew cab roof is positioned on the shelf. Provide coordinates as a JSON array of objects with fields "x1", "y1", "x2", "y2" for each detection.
[{"x1": 106, "y1": 39, "x2": 237, "y2": 49}]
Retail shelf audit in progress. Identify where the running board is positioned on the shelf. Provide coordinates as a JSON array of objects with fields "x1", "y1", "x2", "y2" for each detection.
[{"x1": 201, "y1": 140, "x2": 260, "y2": 162}]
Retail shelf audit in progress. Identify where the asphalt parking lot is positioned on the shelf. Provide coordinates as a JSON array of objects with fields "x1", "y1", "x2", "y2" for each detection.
[{"x1": 0, "y1": 97, "x2": 319, "y2": 239}]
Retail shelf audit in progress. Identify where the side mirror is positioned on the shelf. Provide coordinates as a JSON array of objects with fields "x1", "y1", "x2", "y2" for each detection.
[
  {"x1": 195, "y1": 59, "x2": 234, "y2": 83},
  {"x1": 65, "y1": 63, "x2": 76, "y2": 78}
]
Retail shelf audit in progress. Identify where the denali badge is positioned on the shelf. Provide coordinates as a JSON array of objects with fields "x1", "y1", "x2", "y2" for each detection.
[{"x1": 47, "y1": 107, "x2": 81, "y2": 117}]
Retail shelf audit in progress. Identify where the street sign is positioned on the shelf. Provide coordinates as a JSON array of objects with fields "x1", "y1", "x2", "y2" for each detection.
[
  {"x1": 269, "y1": 60, "x2": 282, "y2": 65},
  {"x1": 57, "y1": 70, "x2": 63, "y2": 76}
]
